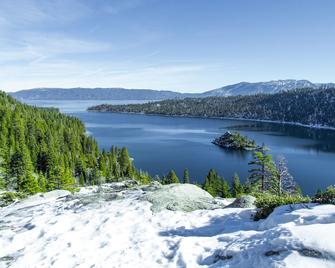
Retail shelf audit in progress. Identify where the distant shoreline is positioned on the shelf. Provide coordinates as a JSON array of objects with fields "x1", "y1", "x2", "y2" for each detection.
[{"x1": 88, "y1": 109, "x2": 335, "y2": 131}]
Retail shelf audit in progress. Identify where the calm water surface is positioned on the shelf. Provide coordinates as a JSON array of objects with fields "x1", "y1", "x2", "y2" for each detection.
[{"x1": 25, "y1": 100, "x2": 335, "y2": 195}]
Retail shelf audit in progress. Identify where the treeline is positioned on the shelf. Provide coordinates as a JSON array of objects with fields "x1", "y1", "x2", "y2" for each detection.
[
  {"x1": 155, "y1": 146, "x2": 299, "y2": 198},
  {"x1": 89, "y1": 88, "x2": 335, "y2": 128},
  {"x1": 0, "y1": 92, "x2": 149, "y2": 194}
]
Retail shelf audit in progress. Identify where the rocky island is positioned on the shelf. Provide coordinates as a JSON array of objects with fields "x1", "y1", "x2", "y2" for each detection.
[{"x1": 212, "y1": 131, "x2": 257, "y2": 150}]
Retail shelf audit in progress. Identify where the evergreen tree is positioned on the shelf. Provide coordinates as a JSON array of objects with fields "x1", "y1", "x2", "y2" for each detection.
[
  {"x1": 203, "y1": 169, "x2": 218, "y2": 196},
  {"x1": 203, "y1": 169, "x2": 231, "y2": 197},
  {"x1": 134, "y1": 170, "x2": 151, "y2": 184},
  {"x1": 231, "y1": 173, "x2": 243, "y2": 197},
  {"x1": 119, "y1": 147, "x2": 133, "y2": 177},
  {"x1": 248, "y1": 145, "x2": 276, "y2": 192},
  {"x1": 219, "y1": 179, "x2": 231, "y2": 198},
  {"x1": 38, "y1": 173, "x2": 47, "y2": 192},
  {"x1": 8, "y1": 149, "x2": 38, "y2": 194},
  {"x1": 47, "y1": 166, "x2": 63, "y2": 191},
  {"x1": 79, "y1": 173, "x2": 85, "y2": 186},
  {"x1": 60, "y1": 168, "x2": 76, "y2": 190},
  {"x1": 163, "y1": 170, "x2": 180, "y2": 184},
  {"x1": 183, "y1": 168, "x2": 190, "y2": 184}
]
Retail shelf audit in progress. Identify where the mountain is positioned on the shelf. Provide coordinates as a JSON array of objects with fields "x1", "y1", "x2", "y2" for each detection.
[
  {"x1": 10, "y1": 87, "x2": 184, "y2": 100},
  {"x1": 9, "y1": 80, "x2": 335, "y2": 100},
  {"x1": 200, "y1": 80, "x2": 335, "y2": 97}
]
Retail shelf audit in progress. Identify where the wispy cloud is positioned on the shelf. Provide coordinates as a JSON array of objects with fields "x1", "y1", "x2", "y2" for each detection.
[
  {"x1": 0, "y1": 0, "x2": 90, "y2": 27},
  {"x1": 0, "y1": 33, "x2": 113, "y2": 65},
  {"x1": 0, "y1": 0, "x2": 233, "y2": 92},
  {"x1": 0, "y1": 58, "x2": 223, "y2": 92},
  {"x1": 100, "y1": 0, "x2": 150, "y2": 15}
]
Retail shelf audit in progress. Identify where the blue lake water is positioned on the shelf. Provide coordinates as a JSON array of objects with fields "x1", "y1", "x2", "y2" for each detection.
[{"x1": 24, "y1": 99, "x2": 335, "y2": 195}]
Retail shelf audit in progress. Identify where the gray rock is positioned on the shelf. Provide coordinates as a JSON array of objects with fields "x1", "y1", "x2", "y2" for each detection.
[
  {"x1": 141, "y1": 181, "x2": 163, "y2": 192},
  {"x1": 226, "y1": 195, "x2": 256, "y2": 208},
  {"x1": 143, "y1": 183, "x2": 223, "y2": 212}
]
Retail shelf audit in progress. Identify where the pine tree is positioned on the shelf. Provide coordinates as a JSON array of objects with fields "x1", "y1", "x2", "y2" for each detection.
[
  {"x1": 203, "y1": 169, "x2": 231, "y2": 197},
  {"x1": 8, "y1": 148, "x2": 38, "y2": 194},
  {"x1": 79, "y1": 173, "x2": 85, "y2": 186},
  {"x1": 0, "y1": 144, "x2": 7, "y2": 189},
  {"x1": 219, "y1": 179, "x2": 231, "y2": 198},
  {"x1": 232, "y1": 173, "x2": 243, "y2": 197},
  {"x1": 203, "y1": 169, "x2": 215, "y2": 196},
  {"x1": 183, "y1": 168, "x2": 190, "y2": 184},
  {"x1": 60, "y1": 168, "x2": 76, "y2": 191},
  {"x1": 163, "y1": 170, "x2": 180, "y2": 184},
  {"x1": 248, "y1": 145, "x2": 276, "y2": 192},
  {"x1": 119, "y1": 147, "x2": 133, "y2": 178},
  {"x1": 203, "y1": 169, "x2": 220, "y2": 197},
  {"x1": 38, "y1": 173, "x2": 47, "y2": 192},
  {"x1": 98, "y1": 152, "x2": 107, "y2": 178}
]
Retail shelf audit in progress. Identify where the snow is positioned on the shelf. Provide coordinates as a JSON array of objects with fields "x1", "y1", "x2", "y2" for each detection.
[{"x1": 1, "y1": 184, "x2": 335, "y2": 268}]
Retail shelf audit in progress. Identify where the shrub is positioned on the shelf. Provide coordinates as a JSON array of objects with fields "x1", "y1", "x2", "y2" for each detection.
[
  {"x1": 0, "y1": 192, "x2": 26, "y2": 207},
  {"x1": 313, "y1": 186, "x2": 335, "y2": 204},
  {"x1": 254, "y1": 194, "x2": 311, "y2": 221}
]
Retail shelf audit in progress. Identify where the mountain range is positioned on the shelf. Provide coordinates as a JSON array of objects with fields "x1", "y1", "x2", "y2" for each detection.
[{"x1": 9, "y1": 80, "x2": 335, "y2": 100}]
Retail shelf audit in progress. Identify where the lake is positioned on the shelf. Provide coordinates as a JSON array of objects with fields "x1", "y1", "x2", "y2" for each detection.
[{"x1": 24, "y1": 99, "x2": 335, "y2": 195}]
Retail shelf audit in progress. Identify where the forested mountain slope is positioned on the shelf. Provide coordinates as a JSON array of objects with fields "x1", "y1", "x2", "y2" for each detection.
[
  {"x1": 199, "y1": 79, "x2": 334, "y2": 97},
  {"x1": 89, "y1": 88, "x2": 335, "y2": 128},
  {"x1": 0, "y1": 92, "x2": 147, "y2": 194}
]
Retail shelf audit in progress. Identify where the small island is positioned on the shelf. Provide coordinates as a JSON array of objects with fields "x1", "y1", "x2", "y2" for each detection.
[{"x1": 212, "y1": 131, "x2": 257, "y2": 150}]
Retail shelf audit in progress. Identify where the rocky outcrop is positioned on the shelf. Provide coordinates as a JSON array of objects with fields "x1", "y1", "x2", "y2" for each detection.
[
  {"x1": 143, "y1": 183, "x2": 224, "y2": 212},
  {"x1": 226, "y1": 195, "x2": 256, "y2": 208}
]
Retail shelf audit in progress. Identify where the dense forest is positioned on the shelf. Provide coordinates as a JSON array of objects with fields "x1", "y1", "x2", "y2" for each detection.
[
  {"x1": 0, "y1": 92, "x2": 150, "y2": 194},
  {"x1": 89, "y1": 88, "x2": 335, "y2": 128}
]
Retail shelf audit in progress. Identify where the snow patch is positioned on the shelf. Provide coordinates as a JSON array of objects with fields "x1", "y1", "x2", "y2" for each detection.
[{"x1": 1, "y1": 184, "x2": 335, "y2": 267}]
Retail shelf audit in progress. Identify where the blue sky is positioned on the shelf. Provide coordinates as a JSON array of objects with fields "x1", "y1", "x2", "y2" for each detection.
[{"x1": 0, "y1": 0, "x2": 334, "y2": 92}]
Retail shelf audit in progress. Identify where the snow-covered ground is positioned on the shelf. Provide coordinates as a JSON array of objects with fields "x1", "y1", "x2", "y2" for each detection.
[{"x1": 1, "y1": 183, "x2": 335, "y2": 268}]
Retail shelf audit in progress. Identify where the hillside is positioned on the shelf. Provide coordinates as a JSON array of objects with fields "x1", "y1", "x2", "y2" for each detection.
[
  {"x1": 200, "y1": 80, "x2": 335, "y2": 97},
  {"x1": 88, "y1": 88, "x2": 335, "y2": 128},
  {"x1": 10, "y1": 80, "x2": 335, "y2": 100},
  {"x1": 0, "y1": 92, "x2": 147, "y2": 194},
  {"x1": 10, "y1": 87, "x2": 185, "y2": 100}
]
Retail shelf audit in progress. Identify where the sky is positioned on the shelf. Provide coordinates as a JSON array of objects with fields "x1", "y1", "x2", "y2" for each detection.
[{"x1": 0, "y1": 0, "x2": 335, "y2": 93}]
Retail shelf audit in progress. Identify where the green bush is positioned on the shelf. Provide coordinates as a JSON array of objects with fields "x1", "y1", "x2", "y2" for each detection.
[
  {"x1": 0, "y1": 192, "x2": 27, "y2": 207},
  {"x1": 254, "y1": 194, "x2": 311, "y2": 221},
  {"x1": 313, "y1": 186, "x2": 335, "y2": 204}
]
